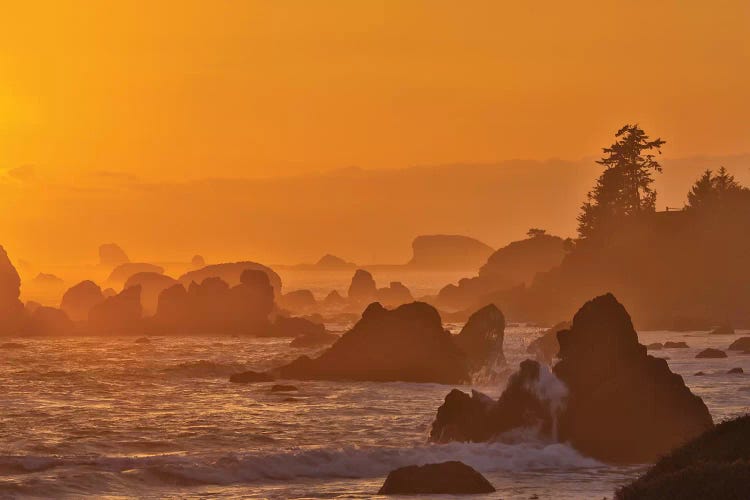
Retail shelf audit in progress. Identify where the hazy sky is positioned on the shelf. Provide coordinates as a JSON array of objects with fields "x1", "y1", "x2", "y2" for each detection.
[
  {"x1": 0, "y1": 1, "x2": 748, "y2": 268},
  {"x1": 1, "y1": 1, "x2": 748, "y2": 181}
]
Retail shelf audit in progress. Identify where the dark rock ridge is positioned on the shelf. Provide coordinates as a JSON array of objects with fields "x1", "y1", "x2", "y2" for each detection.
[
  {"x1": 453, "y1": 304, "x2": 505, "y2": 372},
  {"x1": 151, "y1": 270, "x2": 273, "y2": 335},
  {"x1": 378, "y1": 461, "x2": 495, "y2": 495},
  {"x1": 647, "y1": 342, "x2": 663, "y2": 350},
  {"x1": 88, "y1": 286, "x2": 143, "y2": 334},
  {"x1": 61, "y1": 280, "x2": 106, "y2": 322},
  {"x1": 275, "y1": 302, "x2": 469, "y2": 384},
  {"x1": 696, "y1": 348, "x2": 727, "y2": 359},
  {"x1": 615, "y1": 415, "x2": 750, "y2": 500},
  {"x1": 0, "y1": 246, "x2": 25, "y2": 335},
  {"x1": 347, "y1": 269, "x2": 377, "y2": 304},
  {"x1": 270, "y1": 315, "x2": 326, "y2": 337},
  {"x1": 407, "y1": 234, "x2": 494, "y2": 271},
  {"x1": 98, "y1": 243, "x2": 129, "y2": 267},
  {"x1": 728, "y1": 337, "x2": 750, "y2": 351},
  {"x1": 108, "y1": 263, "x2": 164, "y2": 285},
  {"x1": 430, "y1": 293, "x2": 713, "y2": 463},
  {"x1": 179, "y1": 262, "x2": 282, "y2": 297},
  {"x1": 664, "y1": 341, "x2": 689, "y2": 348},
  {"x1": 526, "y1": 321, "x2": 570, "y2": 364}
]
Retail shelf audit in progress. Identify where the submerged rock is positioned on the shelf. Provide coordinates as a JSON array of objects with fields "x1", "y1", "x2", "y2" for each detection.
[
  {"x1": 453, "y1": 304, "x2": 506, "y2": 372},
  {"x1": 696, "y1": 348, "x2": 727, "y2": 359},
  {"x1": 229, "y1": 370, "x2": 274, "y2": 383},
  {"x1": 616, "y1": 415, "x2": 750, "y2": 500},
  {"x1": 727, "y1": 367, "x2": 744, "y2": 374},
  {"x1": 275, "y1": 302, "x2": 469, "y2": 384},
  {"x1": 430, "y1": 293, "x2": 713, "y2": 463},
  {"x1": 664, "y1": 341, "x2": 689, "y2": 349},
  {"x1": 378, "y1": 461, "x2": 495, "y2": 495}
]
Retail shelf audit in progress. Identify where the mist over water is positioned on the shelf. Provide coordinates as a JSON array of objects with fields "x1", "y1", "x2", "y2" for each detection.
[{"x1": 1, "y1": 325, "x2": 747, "y2": 498}]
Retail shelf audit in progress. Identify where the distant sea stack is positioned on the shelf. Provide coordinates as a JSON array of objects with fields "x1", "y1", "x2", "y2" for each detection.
[
  {"x1": 407, "y1": 235, "x2": 494, "y2": 271},
  {"x1": 98, "y1": 243, "x2": 130, "y2": 267},
  {"x1": 315, "y1": 254, "x2": 356, "y2": 269},
  {"x1": 179, "y1": 261, "x2": 282, "y2": 297}
]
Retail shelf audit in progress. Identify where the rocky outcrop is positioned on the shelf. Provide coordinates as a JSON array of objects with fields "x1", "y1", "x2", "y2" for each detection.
[
  {"x1": 526, "y1": 321, "x2": 570, "y2": 364},
  {"x1": 270, "y1": 315, "x2": 326, "y2": 337},
  {"x1": 98, "y1": 243, "x2": 129, "y2": 267},
  {"x1": 710, "y1": 324, "x2": 734, "y2": 335},
  {"x1": 616, "y1": 415, "x2": 750, "y2": 500},
  {"x1": 275, "y1": 302, "x2": 469, "y2": 383},
  {"x1": 179, "y1": 262, "x2": 282, "y2": 297},
  {"x1": 108, "y1": 263, "x2": 164, "y2": 285},
  {"x1": 88, "y1": 286, "x2": 143, "y2": 334},
  {"x1": 151, "y1": 270, "x2": 274, "y2": 335},
  {"x1": 347, "y1": 269, "x2": 377, "y2": 304},
  {"x1": 430, "y1": 293, "x2": 713, "y2": 463},
  {"x1": 728, "y1": 337, "x2": 750, "y2": 351},
  {"x1": 27, "y1": 306, "x2": 74, "y2": 335},
  {"x1": 279, "y1": 290, "x2": 317, "y2": 313},
  {"x1": 453, "y1": 304, "x2": 505, "y2": 372},
  {"x1": 315, "y1": 254, "x2": 355, "y2": 269},
  {"x1": 123, "y1": 272, "x2": 177, "y2": 316},
  {"x1": 376, "y1": 281, "x2": 413, "y2": 308},
  {"x1": 61, "y1": 280, "x2": 105, "y2": 322},
  {"x1": 664, "y1": 341, "x2": 689, "y2": 348},
  {"x1": 407, "y1": 235, "x2": 494, "y2": 271},
  {"x1": 0, "y1": 246, "x2": 25, "y2": 335},
  {"x1": 696, "y1": 348, "x2": 727, "y2": 359},
  {"x1": 378, "y1": 461, "x2": 495, "y2": 495}
]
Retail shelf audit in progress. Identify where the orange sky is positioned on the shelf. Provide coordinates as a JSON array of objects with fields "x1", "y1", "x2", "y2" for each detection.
[{"x1": 0, "y1": 1, "x2": 748, "y2": 268}]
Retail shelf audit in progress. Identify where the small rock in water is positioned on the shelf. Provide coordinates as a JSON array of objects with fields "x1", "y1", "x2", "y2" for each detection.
[
  {"x1": 0, "y1": 342, "x2": 24, "y2": 349},
  {"x1": 694, "y1": 371, "x2": 707, "y2": 376},
  {"x1": 728, "y1": 337, "x2": 750, "y2": 351},
  {"x1": 270, "y1": 384, "x2": 298, "y2": 392},
  {"x1": 710, "y1": 324, "x2": 735, "y2": 335},
  {"x1": 696, "y1": 348, "x2": 727, "y2": 359},
  {"x1": 664, "y1": 341, "x2": 689, "y2": 349},
  {"x1": 229, "y1": 370, "x2": 274, "y2": 383},
  {"x1": 378, "y1": 461, "x2": 495, "y2": 495},
  {"x1": 135, "y1": 337, "x2": 150, "y2": 344},
  {"x1": 647, "y1": 342, "x2": 663, "y2": 350},
  {"x1": 727, "y1": 367, "x2": 744, "y2": 374}
]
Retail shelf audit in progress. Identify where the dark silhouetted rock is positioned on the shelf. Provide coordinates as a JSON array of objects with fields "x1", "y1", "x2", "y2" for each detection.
[
  {"x1": 727, "y1": 367, "x2": 744, "y2": 374},
  {"x1": 88, "y1": 286, "x2": 143, "y2": 334},
  {"x1": 378, "y1": 461, "x2": 495, "y2": 495},
  {"x1": 616, "y1": 415, "x2": 750, "y2": 500},
  {"x1": 191, "y1": 255, "x2": 205, "y2": 268},
  {"x1": 152, "y1": 270, "x2": 274, "y2": 335},
  {"x1": 279, "y1": 289, "x2": 317, "y2": 313},
  {"x1": 526, "y1": 321, "x2": 570, "y2": 364},
  {"x1": 124, "y1": 272, "x2": 177, "y2": 316},
  {"x1": 270, "y1": 384, "x2": 298, "y2": 392},
  {"x1": 696, "y1": 348, "x2": 727, "y2": 359},
  {"x1": 710, "y1": 324, "x2": 735, "y2": 335},
  {"x1": 453, "y1": 304, "x2": 505, "y2": 372},
  {"x1": 694, "y1": 371, "x2": 706, "y2": 376},
  {"x1": 108, "y1": 263, "x2": 164, "y2": 285},
  {"x1": 728, "y1": 337, "x2": 750, "y2": 351},
  {"x1": 289, "y1": 331, "x2": 338, "y2": 348},
  {"x1": 0, "y1": 246, "x2": 25, "y2": 335},
  {"x1": 135, "y1": 337, "x2": 150, "y2": 343},
  {"x1": 99, "y1": 243, "x2": 129, "y2": 267},
  {"x1": 647, "y1": 342, "x2": 664, "y2": 350},
  {"x1": 179, "y1": 262, "x2": 282, "y2": 297},
  {"x1": 0, "y1": 342, "x2": 24, "y2": 349},
  {"x1": 276, "y1": 302, "x2": 469, "y2": 383},
  {"x1": 347, "y1": 269, "x2": 377, "y2": 303},
  {"x1": 664, "y1": 341, "x2": 689, "y2": 349},
  {"x1": 408, "y1": 234, "x2": 494, "y2": 271},
  {"x1": 27, "y1": 306, "x2": 74, "y2": 335},
  {"x1": 271, "y1": 315, "x2": 326, "y2": 338},
  {"x1": 376, "y1": 281, "x2": 414, "y2": 308},
  {"x1": 430, "y1": 293, "x2": 713, "y2": 464},
  {"x1": 229, "y1": 370, "x2": 274, "y2": 383},
  {"x1": 61, "y1": 280, "x2": 105, "y2": 322},
  {"x1": 315, "y1": 254, "x2": 355, "y2": 269}
]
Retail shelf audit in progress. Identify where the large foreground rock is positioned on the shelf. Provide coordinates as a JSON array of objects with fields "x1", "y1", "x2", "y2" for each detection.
[
  {"x1": 453, "y1": 304, "x2": 505, "y2": 372},
  {"x1": 616, "y1": 415, "x2": 750, "y2": 500},
  {"x1": 430, "y1": 293, "x2": 713, "y2": 463},
  {"x1": 275, "y1": 302, "x2": 469, "y2": 383},
  {"x1": 378, "y1": 461, "x2": 495, "y2": 495}
]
